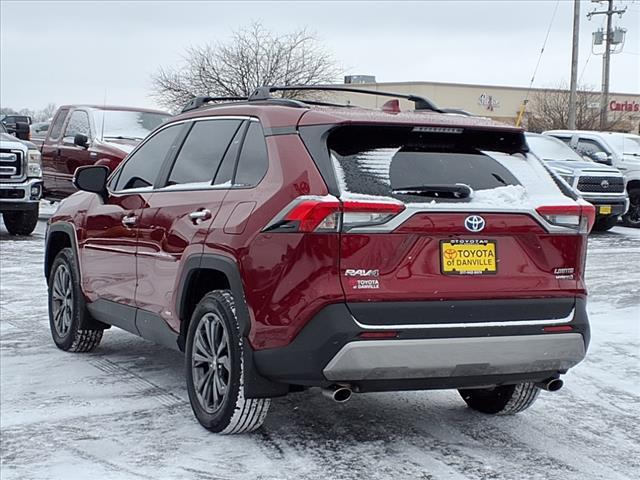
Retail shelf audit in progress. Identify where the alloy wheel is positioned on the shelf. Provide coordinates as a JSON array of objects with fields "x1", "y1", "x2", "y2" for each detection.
[
  {"x1": 51, "y1": 264, "x2": 73, "y2": 337},
  {"x1": 191, "y1": 312, "x2": 231, "y2": 413}
]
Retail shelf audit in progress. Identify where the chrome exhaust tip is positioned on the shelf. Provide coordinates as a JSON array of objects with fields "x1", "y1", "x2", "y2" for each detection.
[
  {"x1": 321, "y1": 385, "x2": 352, "y2": 403},
  {"x1": 537, "y1": 377, "x2": 564, "y2": 392}
]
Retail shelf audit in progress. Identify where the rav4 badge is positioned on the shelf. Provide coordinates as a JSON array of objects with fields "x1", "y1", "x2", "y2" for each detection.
[{"x1": 344, "y1": 269, "x2": 379, "y2": 277}]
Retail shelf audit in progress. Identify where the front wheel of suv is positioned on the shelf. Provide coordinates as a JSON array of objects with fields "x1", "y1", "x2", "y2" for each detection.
[
  {"x1": 48, "y1": 248, "x2": 103, "y2": 352},
  {"x1": 458, "y1": 382, "x2": 540, "y2": 415},
  {"x1": 185, "y1": 290, "x2": 270, "y2": 434}
]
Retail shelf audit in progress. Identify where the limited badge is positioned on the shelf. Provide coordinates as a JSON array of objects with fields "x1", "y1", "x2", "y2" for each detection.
[{"x1": 554, "y1": 267, "x2": 575, "y2": 280}]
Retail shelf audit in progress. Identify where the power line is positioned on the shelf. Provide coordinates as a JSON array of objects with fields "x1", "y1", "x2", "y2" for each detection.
[
  {"x1": 579, "y1": 50, "x2": 593, "y2": 84},
  {"x1": 515, "y1": 0, "x2": 561, "y2": 126},
  {"x1": 579, "y1": 14, "x2": 607, "y2": 85},
  {"x1": 526, "y1": 0, "x2": 561, "y2": 95}
]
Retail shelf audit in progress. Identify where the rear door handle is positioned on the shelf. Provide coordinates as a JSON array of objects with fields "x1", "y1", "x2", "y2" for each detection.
[
  {"x1": 189, "y1": 209, "x2": 212, "y2": 224},
  {"x1": 122, "y1": 215, "x2": 137, "y2": 227}
]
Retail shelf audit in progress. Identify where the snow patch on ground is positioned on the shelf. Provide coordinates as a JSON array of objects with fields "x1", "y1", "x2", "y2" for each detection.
[
  {"x1": 0, "y1": 220, "x2": 638, "y2": 480},
  {"x1": 38, "y1": 200, "x2": 58, "y2": 218}
]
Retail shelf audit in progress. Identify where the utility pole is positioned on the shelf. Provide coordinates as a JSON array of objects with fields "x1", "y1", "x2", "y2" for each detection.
[
  {"x1": 568, "y1": 0, "x2": 580, "y2": 130},
  {"x1": 588, "y1": 0, "x2": 627, "y2": 130}
]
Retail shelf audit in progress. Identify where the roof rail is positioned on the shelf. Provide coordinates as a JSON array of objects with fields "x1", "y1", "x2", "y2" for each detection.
[
  {"x1": 248, "y1": 85, "x2": 442, "y2": 112},
  {"x1": 181, "y1": 96, "x2": 247, "y2": 113},
  {"x1": 180, "y1": 86, "x2": 442, "y2": 113}
]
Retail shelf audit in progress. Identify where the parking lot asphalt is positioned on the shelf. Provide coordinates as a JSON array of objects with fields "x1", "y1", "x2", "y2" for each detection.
[{"x1": 1, "y1": 218, "x2": 638, "y2": 480}]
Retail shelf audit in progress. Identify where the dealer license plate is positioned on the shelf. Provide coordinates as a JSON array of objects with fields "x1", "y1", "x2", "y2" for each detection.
[
  {"x1": 440, "y1": 239, "x2": 497, "y2": 275},
  {"x1": 599, "y1": 205, "x2": 612, "y2": 214}
]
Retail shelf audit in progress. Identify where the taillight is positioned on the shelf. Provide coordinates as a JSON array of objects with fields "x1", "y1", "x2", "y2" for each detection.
[
  {"x1": 283, "y1": 199, "x2": 341, "y2": 232},
  {"x1": 536, "y1": 204, "x2": 595, "y2": 233},
  {"x1": 342, "y1": 200, "x2": 405, "y2": 230},
  {"x1": 263, "y1": 196, "x2": 405, "y2": 233}
]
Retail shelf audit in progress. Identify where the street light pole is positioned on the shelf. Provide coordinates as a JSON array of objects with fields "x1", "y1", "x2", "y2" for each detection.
[{"x1": 568, "y1": 0, "x2": 580, "y2": 130}]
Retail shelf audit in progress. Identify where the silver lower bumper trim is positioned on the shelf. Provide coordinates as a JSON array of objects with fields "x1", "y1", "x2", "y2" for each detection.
[{"x1": 323, "y1": 334, "x2": 585, "y2": 381}]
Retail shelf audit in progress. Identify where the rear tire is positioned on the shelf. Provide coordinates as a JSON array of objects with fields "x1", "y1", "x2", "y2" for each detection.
[
  {"x1": 459, "y1": 382, "x2": 540, "y2": 415},
  {"x1": 185, "y1": 290, "x2": 270, "y2": 434},
  {"x1": 622, "y1": 187, "x2": 640, "y2": 228},
  {"x1": 48, "y1": 248, "x2": 103, "y2": 352},
  {"x1": 592, "y1": 215, "x2": 618, "y2": 232},
  {"x1": 3, "y1": 204, "x2": 39, "y2": 235}
]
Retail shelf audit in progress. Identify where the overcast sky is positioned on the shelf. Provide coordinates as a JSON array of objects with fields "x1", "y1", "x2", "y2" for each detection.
[{"x1": 1, "y1": 0, "x2": 638, "y2": 112}]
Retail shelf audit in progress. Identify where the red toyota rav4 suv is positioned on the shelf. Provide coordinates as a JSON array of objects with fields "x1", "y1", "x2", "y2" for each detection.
[{"x1": 45, "y1": 86, "x2": 594, "y2": 434}]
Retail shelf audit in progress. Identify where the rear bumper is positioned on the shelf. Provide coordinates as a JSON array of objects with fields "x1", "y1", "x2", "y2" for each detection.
[
  {"x1": 323, "y1": 334, "x2": 585, "y2": 381},
  {"x1": 253, "y1": 297, "x2": 589, "y2": 391}
]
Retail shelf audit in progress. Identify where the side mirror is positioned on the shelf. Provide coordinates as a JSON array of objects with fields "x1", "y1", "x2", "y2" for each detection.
[
  {"x1": 73, "y1": 165, "x2": 110, "y2": 201},
  {"x1": 13, "y1": 122, "x2": 30, "y2": 140},
  {"x1": 591, "y1": 151, "x2": 612, "y2": 165},
  {"x1": 74, "y1": 133, "x2": 90, "y2": 149}
]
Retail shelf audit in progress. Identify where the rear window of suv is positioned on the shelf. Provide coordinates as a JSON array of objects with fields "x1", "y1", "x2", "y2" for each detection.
[{"x1": 328, "y1": 126, "x2": 521, "y2": 202}]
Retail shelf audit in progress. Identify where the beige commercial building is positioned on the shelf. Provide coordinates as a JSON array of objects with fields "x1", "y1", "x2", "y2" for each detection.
[{"x1": 326, "y1": 80, "x2": 640, "y2": 131}]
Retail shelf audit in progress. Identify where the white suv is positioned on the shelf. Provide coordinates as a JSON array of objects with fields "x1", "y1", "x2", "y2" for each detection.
[{"x1": 544, "y1": 130, "x2": 640, "y2": 228}]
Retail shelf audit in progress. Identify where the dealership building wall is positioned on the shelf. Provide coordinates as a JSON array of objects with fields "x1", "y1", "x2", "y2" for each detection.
[{"x1": 325, "y1": 81, "x2": 640, "y2": 131}]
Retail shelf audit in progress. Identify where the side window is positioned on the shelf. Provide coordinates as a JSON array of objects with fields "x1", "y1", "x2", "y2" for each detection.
[
  {"x1": 114, "y1": 124, "x2": 182, "y2": 191},
  {"x1": 64, "y1": 110, "x2": 90, "y2": 140},
  {"x1": 233, "y1": 122, "x2": 268, "y2": 187},
  {"x1": 48, "y1": 108, "x2": 69, "y2": 140},
  {"x1": 213, "y1": 121, "x2": 247, "y2": 186},
  {"x1": 166, "y1": 119, "x2": 241, "y2": 186},
  {"x1": 576, "y1": 138, "x2": 607, "y2": 156}
]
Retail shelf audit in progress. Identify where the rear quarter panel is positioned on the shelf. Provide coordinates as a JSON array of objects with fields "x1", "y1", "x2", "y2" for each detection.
[{"x1": 202, "y1": 134, "x2": 344, "y2": 350}]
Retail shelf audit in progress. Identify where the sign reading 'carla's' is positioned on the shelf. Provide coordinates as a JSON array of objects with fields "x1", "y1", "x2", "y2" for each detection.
[{"x1": 609, "y1": 100, "x2": 639, "y2": 112}]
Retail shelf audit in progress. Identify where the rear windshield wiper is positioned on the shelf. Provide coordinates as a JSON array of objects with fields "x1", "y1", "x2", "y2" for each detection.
[{"x1": 392, "y1": 183, "x2": 472, "y2": 199}]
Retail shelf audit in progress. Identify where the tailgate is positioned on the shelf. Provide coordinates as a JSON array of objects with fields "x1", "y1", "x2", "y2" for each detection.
[{"x1": 328, "y1": 125, "x2": 586, "y2": 326}]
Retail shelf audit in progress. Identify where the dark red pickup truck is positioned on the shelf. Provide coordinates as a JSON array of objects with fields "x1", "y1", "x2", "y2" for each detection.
[{"x1": 38, "y1": 105, "x2": 170, "y2": 200}]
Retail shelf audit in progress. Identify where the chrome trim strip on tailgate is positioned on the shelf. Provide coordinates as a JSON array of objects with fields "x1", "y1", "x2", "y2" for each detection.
[{"x1": 351, "y1": 309, "x2": 575, "y2": 330}]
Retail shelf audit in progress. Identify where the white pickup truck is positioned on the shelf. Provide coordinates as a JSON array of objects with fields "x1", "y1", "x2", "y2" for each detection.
[
  {"x1": 0, "y1": 123, "x2": 43, "y2": 235},
  {"x1": 544, "y1": 130, "x2": 640, "y2": 228}
]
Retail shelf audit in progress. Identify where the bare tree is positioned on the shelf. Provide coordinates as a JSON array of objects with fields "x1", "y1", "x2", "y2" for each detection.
[
  {"x1": 151, "y1": 22, "x2": 340, "y2": 112},
  {"x1": 0, "y1": 107, "x2": 18, "y2": 116},
  {"x1": 1, "y1": 104, "x2": 56, "y2": 122},
  {"x1": 525, "y1": 83, "x2": 632, "y2": 132},
  {"x1": 36, "y1": 103, "x2": 57, "y2": 122}
]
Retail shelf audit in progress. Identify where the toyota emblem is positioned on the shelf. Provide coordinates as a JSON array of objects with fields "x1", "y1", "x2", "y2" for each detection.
[
  {"x1": 600, "y1": 179, "x2": 610, "y2": 189},
  {"x1": 464, "y1": 215, "x2": 486, "y2": 232}
]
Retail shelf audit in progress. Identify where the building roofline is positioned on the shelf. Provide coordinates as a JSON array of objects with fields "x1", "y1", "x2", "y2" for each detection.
[{"x1": 343, "y1": 80, "x2": 639, "y2": 98}]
